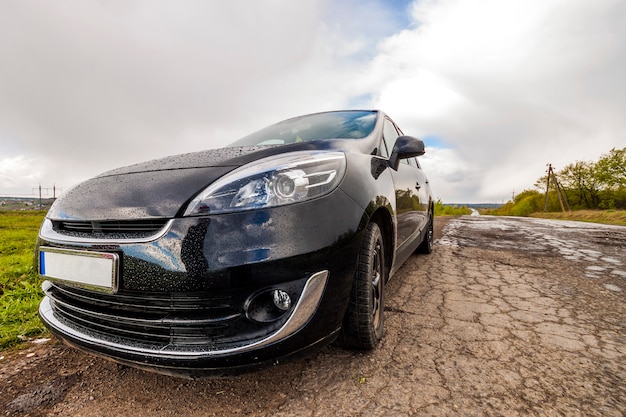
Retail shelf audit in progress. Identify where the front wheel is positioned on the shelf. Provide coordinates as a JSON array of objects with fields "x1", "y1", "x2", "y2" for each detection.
[{"x1": 339, "y1": 222, "x2": 385, "y2": 350}]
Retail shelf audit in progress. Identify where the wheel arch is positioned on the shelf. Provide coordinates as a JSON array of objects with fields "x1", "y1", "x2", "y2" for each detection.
[{"x1": 368, "y1": 207, "x2": 394, "y2": 283}]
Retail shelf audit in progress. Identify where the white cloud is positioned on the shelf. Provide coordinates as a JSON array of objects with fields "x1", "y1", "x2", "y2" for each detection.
[
  {"x1": 0, "y1": 0, "x2": 357, "y2": 192},
  {"x1": 0, "y1": 156, "x2": 44, "y2": 195},
  {"x1": 420, "y1": 147, "x2": 479, "y2": 201},
  {"x1": 364, "y1": 0, "x2": 626, "y2": 202},
  {"x1": 0, "y1": 0, "x2": 624, "y2": 203},
  {"x1": 377, "y1": 70, "x2": 466, "y2": 120}
]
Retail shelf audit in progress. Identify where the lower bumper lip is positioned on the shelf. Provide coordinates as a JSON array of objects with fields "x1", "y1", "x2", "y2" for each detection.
[{"x1": 39, "y1": 270, "x2": 329, "y2": 359}]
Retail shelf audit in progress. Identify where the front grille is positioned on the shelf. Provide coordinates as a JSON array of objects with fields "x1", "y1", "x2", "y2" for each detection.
[
  {"x1": 43, "y1": 282, "x2": 285, "y2": 349},
  {"x1": 52, "y1": 219, "x2": 169, "y2": 239}
]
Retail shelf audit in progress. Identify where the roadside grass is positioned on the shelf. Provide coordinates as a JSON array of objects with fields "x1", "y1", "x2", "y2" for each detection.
[
  {"x1": 0, "y1": 211, "x2": 47, "y2": 349},
  {"x1": 528, "y1": 210, "x2": 626, "y2": 226},
  {"x1": 434, "y1": 200, "x2": 472, "y2": 216}
]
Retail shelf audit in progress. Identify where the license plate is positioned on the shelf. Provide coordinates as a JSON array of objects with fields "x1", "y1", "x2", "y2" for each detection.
[{"x1": 39, "y1": 247, "x2": 119, "y2": 292}]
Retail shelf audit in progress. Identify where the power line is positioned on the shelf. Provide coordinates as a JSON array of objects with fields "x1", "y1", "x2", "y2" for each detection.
[{"x1": 31, "y1": 184, "x2": 61, "y2": 209}]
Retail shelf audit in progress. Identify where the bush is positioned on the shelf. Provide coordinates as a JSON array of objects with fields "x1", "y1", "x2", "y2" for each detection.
[
  {"x1": 434, "y1": 199, "x2": 472, "y2": 216},
  {"x1": 510, "y1": 195, "x2": 540, "y2": 216}
]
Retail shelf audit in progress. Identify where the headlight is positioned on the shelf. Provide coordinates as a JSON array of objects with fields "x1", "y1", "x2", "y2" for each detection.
[{"x1": 183, "y1": 151, "x2": 347, "y2": 216}]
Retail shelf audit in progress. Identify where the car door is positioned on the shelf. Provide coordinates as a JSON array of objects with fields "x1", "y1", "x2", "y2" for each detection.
[
  {"x1": 407, "y1": 156, "x2": 430, "y2": 232},
  {"x1": 381, "y1": 118, "x2": 422, "y2": 249}
]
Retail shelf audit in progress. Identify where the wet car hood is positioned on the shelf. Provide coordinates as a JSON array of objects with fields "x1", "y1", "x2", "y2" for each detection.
[{"x1": 47, "y1": 142, "x2": 364, "y2": 221}]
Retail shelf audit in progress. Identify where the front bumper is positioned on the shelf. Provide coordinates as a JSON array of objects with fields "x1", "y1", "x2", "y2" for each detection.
[
  {"x1": 39, "y1": 270, "x2": 334, "y2": 376},
  {"x1": 37, "y1": 189, "x2": 367, "y2": 375}
]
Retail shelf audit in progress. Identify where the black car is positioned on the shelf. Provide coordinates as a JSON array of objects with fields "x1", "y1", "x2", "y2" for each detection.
[{"x1": 37, "y1": 110, "x2": 433, "y2": 377}]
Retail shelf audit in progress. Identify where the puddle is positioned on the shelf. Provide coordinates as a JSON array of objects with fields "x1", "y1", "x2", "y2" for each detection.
[
  {"x1": 602, "y1": 257, "x2": 623, "y2": 265},
  {"x1": 586, "y1": 266, "x2": 606, "y2": 272},
  {"x1": 604, "y1": 284, "x2": 623, "y2": 292},
  {"x1": 441, "y1": 216, "x2": 626, "y2": 290}
]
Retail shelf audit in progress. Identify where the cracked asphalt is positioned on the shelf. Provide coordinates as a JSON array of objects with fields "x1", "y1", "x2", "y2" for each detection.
[{"x1": 2, "y1": 215, "x2": 625, "y2": 416}]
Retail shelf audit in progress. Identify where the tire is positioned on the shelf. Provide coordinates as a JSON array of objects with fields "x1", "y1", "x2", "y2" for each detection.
[
  {"x1": 339, "y1": 222, "x2": 385, "y2": 350},
  {"x1": 416, "y1": 211, "x2": 434, "y2": 254}
]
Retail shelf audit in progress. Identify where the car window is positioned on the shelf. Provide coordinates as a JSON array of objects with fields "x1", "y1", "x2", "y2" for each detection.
[
  {"x1": 383, "y1": 118, "x2": 414, "y2": 165},
  {"x1": 383, "y1": 118, "x2": 403, "y2": 162},
  {"x1": 230, "y1": 111, "x2": 378, "y2": 146},
  {"x1": 383, "y1": 119, "x2": 399, "y2": 149},
  {"x1": 379, "y1": 136, "x2": 390, "y2": 158}
]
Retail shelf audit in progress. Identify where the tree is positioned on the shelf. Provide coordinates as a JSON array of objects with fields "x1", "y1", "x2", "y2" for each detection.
[
  {"x1": 595, "y1": 148, "x2": 626, "y2": 209},
  {"x1": 595, "y1": 148, "x2": 626, "y2": 189},
  {"x1": 558, "y1": 161, "x2": 600, "y2": 209},
  {"x1": 501, "y1": 147, "x2": 626, "y2": 215},
  {"x1": 510, "y1": 190, "x2": 542, "y2": 216}
]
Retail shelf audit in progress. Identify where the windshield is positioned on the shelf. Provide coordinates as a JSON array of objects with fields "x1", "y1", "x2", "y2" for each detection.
[{"x1": 230, "y1": 111, "x2": 378, "y2": 146}]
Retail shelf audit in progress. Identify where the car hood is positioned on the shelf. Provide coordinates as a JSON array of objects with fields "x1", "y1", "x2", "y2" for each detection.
[{"x1": 47, "y1": 142, "x2": 357, "y2": 221}]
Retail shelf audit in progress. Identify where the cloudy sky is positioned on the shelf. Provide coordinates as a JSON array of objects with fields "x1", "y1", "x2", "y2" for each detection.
[{"x1": 1, "y1": 0, "x2": 624, "y2": 203}]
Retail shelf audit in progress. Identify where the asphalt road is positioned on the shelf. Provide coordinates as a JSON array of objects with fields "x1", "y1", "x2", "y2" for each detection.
[{"x1": 2, "y1": 215, "x2": 625, "y2": 416}]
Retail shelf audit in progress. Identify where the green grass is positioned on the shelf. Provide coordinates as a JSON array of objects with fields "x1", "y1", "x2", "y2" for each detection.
[
  {"x1": 528, "y1": 210, "x2": 626, "y2": 226},
  {"x1": 434, "y1": 200, "x2": 472, "y2": 216},
  {"x1": 0, "y1": 211, "x2": 47, "y2": 349}
]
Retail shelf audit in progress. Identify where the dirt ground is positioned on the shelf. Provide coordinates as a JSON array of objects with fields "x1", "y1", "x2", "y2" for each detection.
[{"x1": 2, "y1": 216, "x2": 625, "y2": 416}]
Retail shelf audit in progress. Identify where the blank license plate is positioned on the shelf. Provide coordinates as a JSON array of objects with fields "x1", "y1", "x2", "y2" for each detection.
[{"x1": 39, "y1": 247, "x2": 119, "y2": 292}]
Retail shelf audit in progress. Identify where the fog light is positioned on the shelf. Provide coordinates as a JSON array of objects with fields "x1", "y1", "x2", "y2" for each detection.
[
  {"x1": 273, "y1": 290, "x2": 292, "y2": 311},
  {"x1": 245, "y1": 288, "x2": 294, "y2": 323}
]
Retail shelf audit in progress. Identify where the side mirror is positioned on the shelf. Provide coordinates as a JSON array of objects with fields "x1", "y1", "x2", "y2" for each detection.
[{"x1": 388, "y1": 136, "x2": 425, "y2": 170}]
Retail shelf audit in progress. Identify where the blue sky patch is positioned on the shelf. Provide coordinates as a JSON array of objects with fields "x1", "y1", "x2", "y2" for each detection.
[
  {"x1": 422, "y1": 135, "x2": 448, "y2": 149},
  {"x1": 346, "y1": 93, "x2": 376, "y2": 109}
]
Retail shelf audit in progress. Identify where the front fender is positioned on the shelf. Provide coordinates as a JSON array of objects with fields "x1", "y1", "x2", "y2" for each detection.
[{"x1": 339, "y1": 152, "x2": 398, "y2": 276}]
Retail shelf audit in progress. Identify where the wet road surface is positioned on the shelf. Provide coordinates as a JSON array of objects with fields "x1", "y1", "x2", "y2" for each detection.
[{"x1": 2, "y1": 215, "x2": 625, "y2": 416}]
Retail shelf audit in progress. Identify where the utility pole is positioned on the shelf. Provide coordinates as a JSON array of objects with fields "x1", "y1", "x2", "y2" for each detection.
[
  {"x1": 543, "y1": 165, "x2": 551, "y2": 212},
  {"x1": 544, "y1": 164, "x2": 570, "y2": 213},
  {"x1": 33, "y1": 184, "x2": 60, "y2": 208}
]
